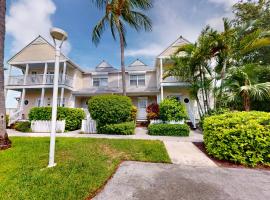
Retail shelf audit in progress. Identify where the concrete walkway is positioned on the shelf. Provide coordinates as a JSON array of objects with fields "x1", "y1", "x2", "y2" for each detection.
[
  {"x1": 164, "y1": 141, "x2": 217, "y2": 167},
  {"x1": 94, "y1": 161, "x2": 270, "y2": 200},
  {"x1": 7, "y1": 128, "x2": 203, "y2": 142}
]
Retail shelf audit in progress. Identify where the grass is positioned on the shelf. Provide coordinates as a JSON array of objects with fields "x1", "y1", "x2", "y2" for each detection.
[{"x1": 0, "y1": 137, "x2": 170, "y2": 200}]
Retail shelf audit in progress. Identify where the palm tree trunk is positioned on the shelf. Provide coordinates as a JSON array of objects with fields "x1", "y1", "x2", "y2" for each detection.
[
  {"x1": 0, "y1": 0, "x2": 11, "y2": 149},
  {"x1": 220, "y1": 59, "x2": 227, "y2": 97},
  {"x1": 199, "y1": 66, "x2": 207, "y2": 114},
  {"x1": 243, "y1": 93, "x2": 251, "y2": 111},
  {"x1": 117, "y1": 23, "x2": 126, "y2": 96}
]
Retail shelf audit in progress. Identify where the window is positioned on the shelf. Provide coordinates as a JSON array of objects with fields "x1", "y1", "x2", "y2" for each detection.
[
  {"x1": 93, "y1": 77, "x2": 108, "y2": 87},
  {"x1": 130, "y1": 74, "x2": 145, "y2": 87}
]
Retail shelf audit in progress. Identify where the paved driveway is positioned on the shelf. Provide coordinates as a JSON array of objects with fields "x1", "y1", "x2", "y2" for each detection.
[{"x1": 94, "y1": 161, "x2": 270, "y2": 200}]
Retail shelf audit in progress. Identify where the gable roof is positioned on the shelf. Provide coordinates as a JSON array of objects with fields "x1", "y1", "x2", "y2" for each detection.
[
  {"x1": 126, "y1": 59, "x2": 154, "y2": 72},
  {"x1": 157, "y1": 36, "x2": 191, "y2": 58},
  {"x1": 129, "y1": 59, "x2": 147, "y2": 67},
  {"x1": 95, "y1": 60, "x2": 117, "y2": 72},
  {"x1": 8, "y1": 35, "x2": 67, "y2": 64}
]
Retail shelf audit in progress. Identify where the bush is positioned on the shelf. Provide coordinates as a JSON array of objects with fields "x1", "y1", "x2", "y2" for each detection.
[
  {"x1": 203, "y1": 111, "x2": 270, "y2": 167},
  {"x1": 200, "y1": 108, "x2": 230, "y2": 129},
  {"x1": 6, "y1": 115, "x2": 9, "y2": 127},
  {"x1": 129, "y1": 106, "x2": 138, "y2": 122},
  {"x1": 88, "y1": 95, "x2": 133, "y2": 126},
  {"x1": 148, "y1": 123, "x2": 190, "y2": 136},
  {"x1": 98, "y1": 122, "x2": 135, "y2": 135},
  {"x1": 29, "y1": 107, "x2": 85, "y2": 131},
  {"x1": 14, "y1": 121, "x2": 31, "y2": 132},
  {"x1": 147, "y1": 103, "x2": 159, "y2": 121},
  {"x1": 159, "y1": 98, "x2": 187, "y2": 122}
]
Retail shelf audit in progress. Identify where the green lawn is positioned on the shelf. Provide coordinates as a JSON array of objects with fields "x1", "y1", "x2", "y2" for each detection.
[{"x1": 0, "y1": 137, "x2": 170, "y2": 200}]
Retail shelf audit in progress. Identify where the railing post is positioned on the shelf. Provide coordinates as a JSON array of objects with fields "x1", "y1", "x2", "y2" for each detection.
[{"x1": 43, "y1": 63, "x2": 48, "y2": 84}]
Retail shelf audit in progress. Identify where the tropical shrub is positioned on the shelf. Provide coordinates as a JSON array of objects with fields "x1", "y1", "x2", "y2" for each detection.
[
  {"x1": 129, "y1": 106, "x2": 138, "y2": 122},
  {"x1": 14, "y1": 121, "x2": 31, "y2": 132},
  {"x1": 148, "y1": 123, "x2": 190, "y2": 136},
  {"x1": 6, "y1": 115, "x2": 9, "y2": 127},
  {"x1": 88, "y1": 95, "x2": 133, "y2": 126},
  {"x1": 200, "y1": 108, "x2": 230, "y2": 129},
  {"x1": 28, "y1": 107, "x2": 85, "y2": 131},
  {"x1": 159, "y1": 98, "x2": 188, "y2": 121},
  {"x1": 146, "y1": 103, "x2": 159, "y2": 121},
  {"x1": 203, "y1": 111, "x2": 270, "y2": 167},
  {"x1": 98, "y1": 122, "x2": 135, "y2": 135}
]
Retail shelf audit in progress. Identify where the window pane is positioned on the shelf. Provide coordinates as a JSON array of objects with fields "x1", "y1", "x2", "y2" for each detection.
[
  {"x1": 138, "y1": 75, "x2": 145, "y2": 80},
  {"x1": 100, "y1": 78, "x2": 108, "y2": 86},
  {"x1": 93, "y1": 78, "x2": 99, "y2": 87},
  {"x1": 138, "y1": 79, "x2": 145, "y2": 86},
  {"x1": 130, "y1": 75, "x2": 137, "y2": 80},
  {"x1": 130, "y1": 80, "x2": 137, "y2": 86}
]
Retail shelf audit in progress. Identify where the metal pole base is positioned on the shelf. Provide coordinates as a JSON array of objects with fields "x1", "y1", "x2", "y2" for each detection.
[{"x1": 47, "y1": 163, "x2": 57, "y2": 168}]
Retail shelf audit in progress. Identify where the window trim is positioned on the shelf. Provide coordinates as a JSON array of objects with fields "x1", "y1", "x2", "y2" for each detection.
[
  {"x1": 129, "y1": 74, "x2": 146, "y2": 87},
  {"x1": 92, "y1": 76, "x2": 108, "y2": 87}
]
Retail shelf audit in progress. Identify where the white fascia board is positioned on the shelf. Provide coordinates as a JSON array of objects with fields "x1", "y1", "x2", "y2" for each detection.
[
  {"x1": 160, "y1": 82, "x2": 190, "y2": 87},
  {"x1": 127, "y1": 71, "x2": 146, "y2": 74}
]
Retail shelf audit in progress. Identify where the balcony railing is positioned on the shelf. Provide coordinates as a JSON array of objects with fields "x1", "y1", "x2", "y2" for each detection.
[{"x1": 7, "y1": 74, "x2": 73, "y2": 88}]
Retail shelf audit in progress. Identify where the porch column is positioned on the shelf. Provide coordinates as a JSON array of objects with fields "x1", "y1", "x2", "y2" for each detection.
[
  {"x1": 40, "y1": 63, "x2": 48, "y2": 107},
  {"x1": 161, "y1": 85, "x2": 164, "y2": 101},
  {"x1": 60, "y1": 88, "x2": 65, "y2": 107},
  {"x1": 7, "y1": 65, "x2": 12, "y2": 85},
  {"x1": 60, "y1": 62, "x2": 66, "y2": 106},
  {"x1": 20, "y1": 88, "x2": 26, "y2": 112},
  {"x1": 160, "y1": 58, "x2": 164, "y2": 101},
  {"x1": 23, "y1": 64, "x2": 29, "y2": 85}
]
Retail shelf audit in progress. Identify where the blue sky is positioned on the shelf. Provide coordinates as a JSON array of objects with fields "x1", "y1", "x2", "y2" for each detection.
[{"x1": 5, "y1": 0, "x2": 235, "y2": 107}]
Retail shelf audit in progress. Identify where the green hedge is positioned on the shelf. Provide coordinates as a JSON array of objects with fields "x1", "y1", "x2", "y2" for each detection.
[
  {"x1": 148, "y1": 123, "x2": 190, "y2": 136},
  {"x1": 88, "y1": 95, "x2": 132, "y2": 127},
  {"x1": 159, "y1": 98, "x2": 187, "y2": 121},
  {"x1": 98, "y1": 122, "x2": 135, "y2": 135},
  {"x1": 28, "y1": 107, "x2": 85, "y2": 131},
  {"x1": 15, "y1": 121, "x2": 31, "y2": 132},
  {"x1": 203, "y1": 111, "x2": 270, "y2": 167}
]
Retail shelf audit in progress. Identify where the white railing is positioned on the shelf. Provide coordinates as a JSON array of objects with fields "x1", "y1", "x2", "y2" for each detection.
[
  {"x1": 31, "y1": 120, "x2": 65, "y2": 133},
  {"x1": 81, "y1": 119, "x2": 97, "y2": 134},
  {"x1": 8, "y1": 109, "x2": 22, "y2": 126},
  {"x1": 7, "y1": 74, "x2": 73, "y2": 87}
]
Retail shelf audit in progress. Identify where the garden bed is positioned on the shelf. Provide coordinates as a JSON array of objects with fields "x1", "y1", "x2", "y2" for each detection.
[{"x1": 193, "y1": 142, "x2": 270, "y2": 171}]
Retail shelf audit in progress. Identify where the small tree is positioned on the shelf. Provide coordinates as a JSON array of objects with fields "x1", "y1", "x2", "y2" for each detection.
[{"x1": 159, "y1": 98, "x2": 188, "y2": 122}]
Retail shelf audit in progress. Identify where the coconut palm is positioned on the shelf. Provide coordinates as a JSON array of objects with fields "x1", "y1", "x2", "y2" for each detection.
[
  {"x1": 91, "y1": 0, "x2": 152, "y2": 95},
  {"x1": 0, "y1": 0, "x2": 11, "y2": 149}
]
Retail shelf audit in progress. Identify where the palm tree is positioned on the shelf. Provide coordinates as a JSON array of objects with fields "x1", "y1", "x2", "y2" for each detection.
[
  {"x1": 0, "y1": 0, "x2": 11, "y2": 149},
  {"x1": 91, "y1": 0, "x2": 152, "y2": 95},
  {"x1": 224, "y1": 67, "x2": 270, "y2": 111}
]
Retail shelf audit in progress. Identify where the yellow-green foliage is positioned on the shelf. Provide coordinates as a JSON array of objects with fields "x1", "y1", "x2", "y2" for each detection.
[{"x1": 203, "y1": 111, "x2": 270, "y2": 167}]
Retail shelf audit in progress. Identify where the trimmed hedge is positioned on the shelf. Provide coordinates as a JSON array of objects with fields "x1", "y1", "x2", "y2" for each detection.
[
  {"x1": 88, "y1": 95, "x2": 133, "y2": 127},
  {"x1": 159, "y1": 98, "x2": 187, "y2": 122},
  {"x1": 15, "y1": 121, "x2": 31, "y2": 132},
  {"x1": 28, "y1": 107, "x2": 85, "y2": 131},
  {"x1": 203, "y1": 111, "x2": 270, "y2": 167},
  {"x1": 98, "y1": 122, "x2": 135, "y2": 135},
  {"x1": 148, "y1": 124, "x2": 190, "y2": 136}
]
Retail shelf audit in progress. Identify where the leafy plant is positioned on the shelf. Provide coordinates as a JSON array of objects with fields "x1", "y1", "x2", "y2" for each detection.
[
  {"x1": 146, "y1": 103, "x2": 159, "y2": 121},
  {"x1": 203, "y1": 111, "x2": 270, "y2": 167},
  {"x1": 88, "y1": 95, "x2": 133, "y2": 128},
  {"x1": 28, "y1": 107, "x2": 85, "y2": 131},
  {"x1": 159, "y1": 98, "x2": 188, "y2": 122},
  {"x1": 14, "y1": 121, "x2": 31, "y2": 132},
  {"x1": 129, "y1": 106, "x2": 138, "y2": 122},
  {"x1": 148, "y1": 123, "x2": 190, "y2": 136},
  {"x1": 98, "y1": 122, "x2": 135, "y2": 135}
]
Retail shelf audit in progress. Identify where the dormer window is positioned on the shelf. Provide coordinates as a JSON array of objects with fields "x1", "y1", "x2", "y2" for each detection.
[
  {"x1": 93, "y1": 76, "x2": 108, "y2": 87},
  {"x1": 130, "y1": 74, "x2": 145, "y2": 87}
]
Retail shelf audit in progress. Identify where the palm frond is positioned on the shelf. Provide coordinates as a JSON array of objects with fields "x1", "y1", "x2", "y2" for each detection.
[
  {"x1": 92, "y1": 15, "x2": 109, "y2": 46},
  {"x1": 91, "y1": 0, "x2": 108, "y2": 9},
  {"x1": 122, "y1": 11, "x2": 152, "y2": 32}
]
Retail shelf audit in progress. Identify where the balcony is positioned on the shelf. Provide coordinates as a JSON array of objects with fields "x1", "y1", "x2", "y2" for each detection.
[{"x1": 7, "y1": 74, "x2": 73, "y2": 88}]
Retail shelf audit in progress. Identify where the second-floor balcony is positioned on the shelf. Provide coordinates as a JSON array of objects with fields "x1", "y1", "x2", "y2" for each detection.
[{"x1": 7, "y1": 74, "x2": 73, "y2": 88}]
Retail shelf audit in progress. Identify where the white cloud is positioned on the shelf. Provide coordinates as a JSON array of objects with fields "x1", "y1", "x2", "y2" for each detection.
[
  {"x1": 6, "y1": 0, "x2": 71, "y2": 55},
  {"x1": 207, "y1": 0, "x2": 235, "y2": 11},
  {"x1": 126, "y1": 0, "x2": 201, "y2": 58}
]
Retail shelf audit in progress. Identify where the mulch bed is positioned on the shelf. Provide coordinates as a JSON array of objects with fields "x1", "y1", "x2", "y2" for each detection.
[{"x1": 193, "y1": 142, "x2": 270, "y2": 171}]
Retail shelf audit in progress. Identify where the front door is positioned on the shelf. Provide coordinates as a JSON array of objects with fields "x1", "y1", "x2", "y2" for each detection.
[{"x1": 137, "y1": 97, "x2": 148, "y2": 121}]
